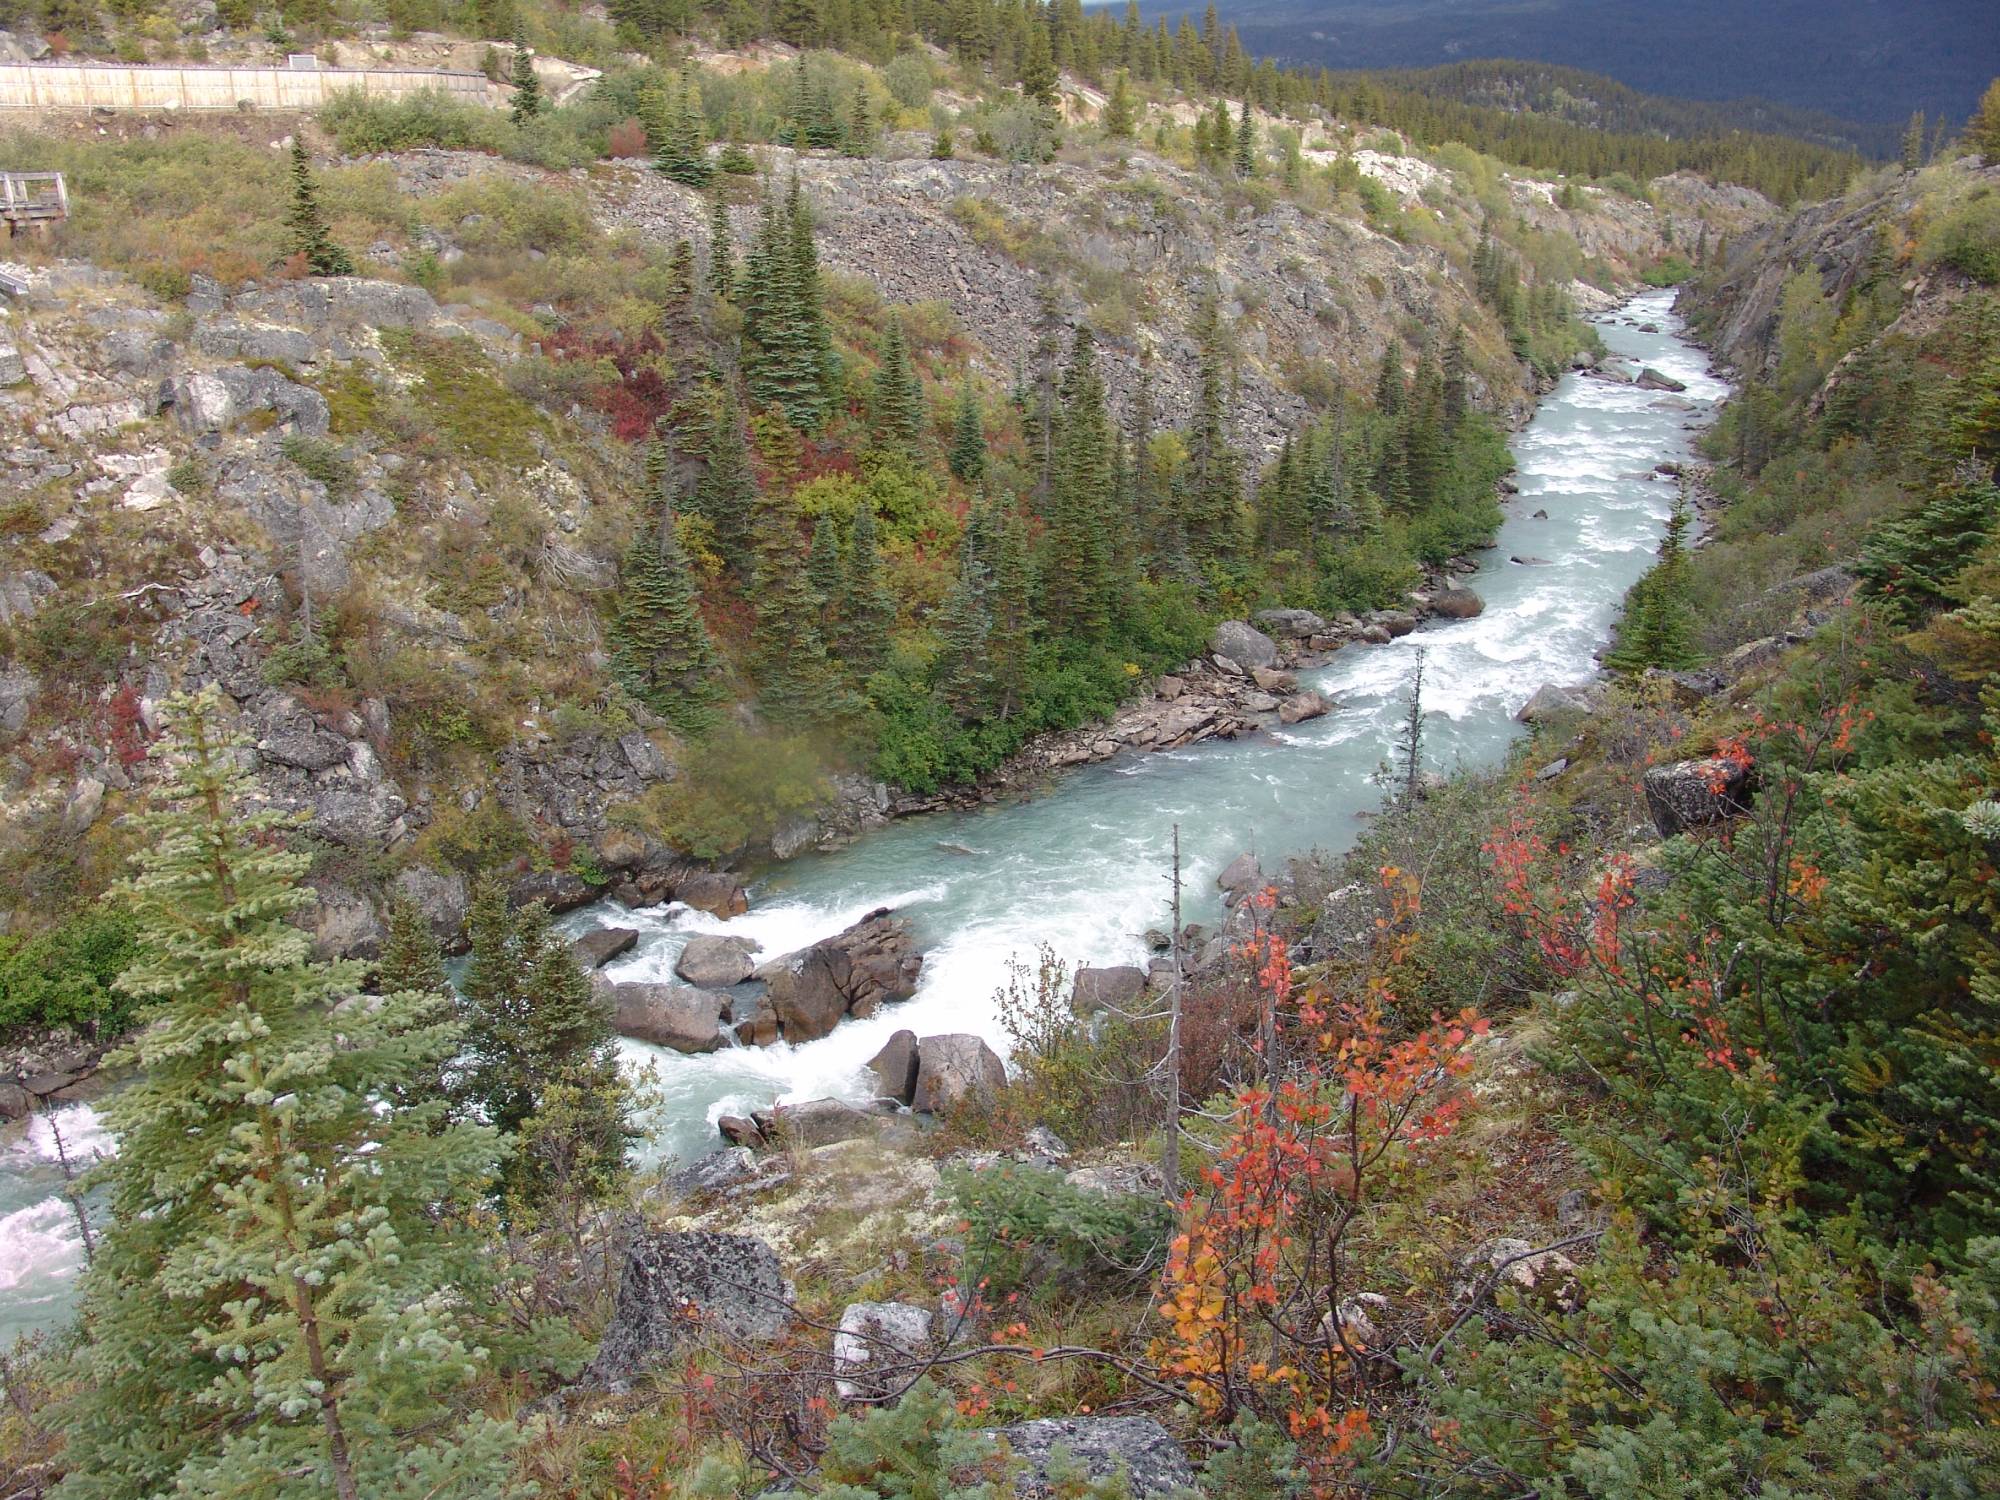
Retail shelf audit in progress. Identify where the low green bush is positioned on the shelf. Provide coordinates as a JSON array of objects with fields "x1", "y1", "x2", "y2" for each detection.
[
  {"x1": 0, "y1": 909, "x2": 140, "y2": 1039},
  {"x1": 945, "y1": 1162, "x2": 1172, "y2": 1298}
]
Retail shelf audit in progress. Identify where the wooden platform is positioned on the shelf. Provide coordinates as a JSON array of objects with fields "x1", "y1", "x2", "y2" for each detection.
[{"x1": 1, "y1": 172, "x2": 68, "y2": 231}]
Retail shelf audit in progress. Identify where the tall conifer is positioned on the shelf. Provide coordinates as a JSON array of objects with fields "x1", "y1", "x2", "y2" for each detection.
[{"x1": 58, "y1": 688, "x2": 514, "y2": 1500}]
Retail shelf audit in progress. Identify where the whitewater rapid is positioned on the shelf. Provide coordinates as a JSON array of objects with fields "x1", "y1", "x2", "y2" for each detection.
[{"x1": 0, "y1": 289, "x2": 1725, "y2": 1340}]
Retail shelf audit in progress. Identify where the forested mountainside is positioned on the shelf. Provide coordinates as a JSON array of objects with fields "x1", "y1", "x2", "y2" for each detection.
[
  {"x1": 1138, "y1": 0, "x2": 1998, "y2": 128},
  {"x1": 2, "y1": 0, "x2": 2000, "y2": 1493}
]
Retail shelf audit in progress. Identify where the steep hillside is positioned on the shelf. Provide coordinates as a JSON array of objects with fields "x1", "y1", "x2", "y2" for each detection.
[{"x1": 0, "y1": 37, "x2": 1762, "y2": 972}]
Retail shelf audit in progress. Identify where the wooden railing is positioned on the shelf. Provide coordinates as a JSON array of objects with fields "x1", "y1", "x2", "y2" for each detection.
[{"x1": 0, "y1": 171, "x2": 67, "y2": 225}]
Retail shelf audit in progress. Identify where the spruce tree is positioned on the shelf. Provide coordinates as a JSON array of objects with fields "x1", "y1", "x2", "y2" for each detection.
[
  {"x1": 508, "y1": 26, "x2": 541, "y2": 124},
  {"x1": 1442, "y1": 326, "x2": 1469, "y2": 427},
  {"x1": 949, "y1": 385, "x2": 986, "y2": 484},
  {"x1": 1902, "y1": 111, "x2": 1927, "y2": 172},
  {"x1": 749, "y1": 484, "x2": 845, "y2": 725},
  {"x1": 655, "y1": 71, "x2": 712, "y2": 186},
  {"x1": 1233, "y1": 96, "x2": 1255, "y2": 177},
  {"x1": 1183, "y1": 297, "x2": 1242, "y2": 566},
  {"x1": 843, "y1": 84, "x2": 874, "y2": 157},
  {"x1": 742, "y1": 179, "x2": 832, "y2": 431},
  {"x1": 871, "y1": 317, "x2": 925, "y2": 452},
  {"x1": 610, "y1": 503, "x2": 723, "y2": 731},
  {"x1": 934, "y1": 556, "x2": 994, "y2": 720},
  {"x1": 717, "y1": 107, "x2": 758, "y2": 174},
  {"x1": 284, "y1": 138, "x2": 354, "y2": 277},
  {"x1": 58, "y1": 688, "x2": 514, "y2": 1500},
  {"x1": 692, "y1": 392, "x2": 758, "y2": 568},
  {"x1": 1606, "y1": 487, "x2": 1701, "y2": 670},
  {"x1": 988, "y1": 511, "x2": 1036, "y2": 717},
  {"x1": 807, "y1": 512, "x2": 843, "y2": 602},
  {"x1": 706, "y1": 193, "x2": 735, "y2": 303},
  {"x1": 1103, "y1": 69, "x2": 1136, "y2": 138},
  {"x1": 835, "y1": 503, "x2": 896, "y2": 675},
  {"x1": 1040, "y1": 327, "x2": 1116, "y2": 636},
  {"x1": 1021, "y1": 25, "x2": 1058, "y2": 106}
]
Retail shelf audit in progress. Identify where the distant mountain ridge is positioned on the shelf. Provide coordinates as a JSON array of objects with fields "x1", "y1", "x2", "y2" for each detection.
[
  {"x1": 1128, "y1": 0, "x2": 1998, "y2": 127},
  {"x1": 1341, "y1": 59, "x2": 1900, "y2": 160}
]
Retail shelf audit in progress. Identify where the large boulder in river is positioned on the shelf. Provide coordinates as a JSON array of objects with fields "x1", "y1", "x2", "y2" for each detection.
[
  {"x1": 572, "y1": 927, "x2": 638, "y2": 970},
  {"x1": 1516, "y1": 682, "x2": 1590, "y2": 724},
  {"x1": 1073, "y1": 965, "x2": 1147, "y2": 1014},
  {"x1": 1432, "y1": 586, "x2": 1485, "y2": 619},
  {"x1": 988, "y1": 1416, "x2": 1195, "y2": 1500},
  {"x1": 773, "y1": 1096, "x2": 888, "y2": 1146},
  {"x1": 1279, "y1": 691, "x2": 1331, "y2": 724},
  {"x1": 1635, "y1": 366, "x2": 1688, "y2": 392},
  {"x1": 589, "y1": 1231, "x2": 789, "y2": 1385},
  {"x1": 1209, "y1": 619, "x2": 1278, "y2": 672},
  {"x1": 677, "y1": 933, "x2": 760, "y2": 987},
  {"x1": 868, "y1": 1029, "x2": 921, "y2": 1105},
  {"x1": 676, "y1": 871, "x2": 748, "y2": 916},
  {"x1": 755, "y1": 909, "x2": 923, "y2": 1044},
  {"x1": 913, "y1": 1034, "x2": 1007, "y2": 1114},
  {"x1": 1642, "y1": 756, "x2": 1752, "y2": 837},
  {"x1": 602, "y1": 979, "x2": 729, "y2": 1053}
]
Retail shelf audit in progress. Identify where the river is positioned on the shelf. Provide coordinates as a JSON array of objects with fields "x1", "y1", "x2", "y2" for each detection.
[{"x1": 0, "y1": 288, "x2": 1723, "y2": 1345}]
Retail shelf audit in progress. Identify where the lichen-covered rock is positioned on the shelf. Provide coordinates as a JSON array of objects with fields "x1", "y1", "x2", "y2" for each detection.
[
  {"x1": 989, "y1": 1416, "x2": 1194, "y2": 1500},
  {"x1": 389, "y1": 864, "x2": 468, "y2": 947},
  {"x1": 913, "y1": 1033, "x2": 1007, "y2": 1114},
  {"x1": 677, "y1": 933, "x2": 760, "y2": 987},
  {"x1": 1516, "y1": 681, "x2": 1590, "y2": 724},
  {"x1": 1216, "y1": 851, "x2": 1263, "y2": 898},
  {"x1": 1252, "y1": 607, "x2": 1327, "y2": 639},
  {"x1": 1642, "y1": 755, "x2": 1752, "y2": 837},
  {"x1": 667, "y1": 1147, "x2": 759, "y2": 1197},
  {"x1": 508, "y1": 868, "x2": 600, "y2": 913},
  {"x1": 588, "y1": 1231, "x2": 790, "y2": 1384},
  {"x1": 1433, "y1": 586, "x2": 1485, "y2": 619},
  {"x1": 833, "y1": 1300, "x2": 934, "y2": 1400}
]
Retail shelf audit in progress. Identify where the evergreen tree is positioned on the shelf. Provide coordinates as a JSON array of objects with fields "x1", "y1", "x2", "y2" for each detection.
[
  {"x1": 1040, "y1": 328, "x2": 1116, "y2": 636},
  {"x1": 58, "y1": 688, "x2": 514, "y2": 1500},
  {"x1": 949, "y1": 385, "x2": 986, "y2": 484},
  {"x1": 706, "y1": 193, "x2": 735, "y2": 303},
  {"x1": 1233, "y1": 95, "x2": 1254, "y2": 177},
  {"x1": 871, "y1": 317, "x2": 925, "y2": 452},
  {"x1": 508, "y1": 25, "x2": 540, "y2": 124},
  {"x1": 843, "y1": 84, "x2": 874, "y2": 157},
  {"x1": 610, "y1": 503, "x2": 723, "y2": 731},
  {"x1": 835, "y1": 502, "x2": 896, "y2": 675},
  {"x1": 1606, "y1": 486, "x2": 1701, "y2": 670},
  {"x1": 1103, "y1": 69, "x2": 1136, "y2": 137},
  {"x1": 692, "y1": 391, "x2": 758, "y2": 568},
  {"x1": 1020, "y1": 25, "x2": 1058, "y2": 106},
  {"x1": 1902, "y1": 110, "x2": 1927, "y2": 172},
  {"x1": 807, "y1": 512, "x2": 843, "y2": 602},
  {"x1": 283, "y1": 138, "x2": 354, "y2": 277},
  {"x1": 1441, "y1": 325, "x2": 1469, "y2": 427},
  {"x1": 934, "y1": 555, "x2": 994, "y2": 720},
  {"x1": 988, "y1": 510, "x2": 1036, "y2": 717},
  {"x1": 456, "y1": 884, "x2": 629, "y2": 1207},
  {"x1": 654, "y1": 71, "x2": 713, "y2": 187},
  {"x1": 749, "y1": 484, "x2": 845, "y2": 724},
  {"x1": 1027, "y1": 283, "x2": 1065, "y2": 495},
  {"x1": 742, "y1": 179, "x2": 832, "y2": 431},
  {"x1": 1183, "y1": 297, "x2": 1242, "y2": 566},
  {"x1": 1968, "y1": 79, "x2": 2000, "y2": 160}
]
